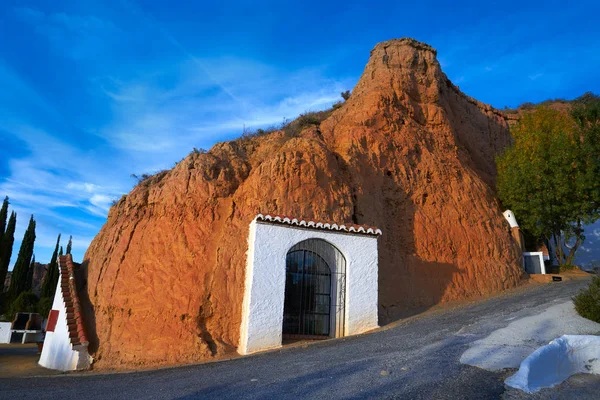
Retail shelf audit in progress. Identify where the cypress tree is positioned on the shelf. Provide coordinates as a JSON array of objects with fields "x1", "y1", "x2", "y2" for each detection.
[
  {"x1": 25, "y1": 254, "x2": 35, "y2": 292},
  {"x1": 0, "y1": 211, "x2": 16, "y2": 292},
  {"x1": 66, "y1": 235, "x2": 72, "y2": 255},
  {"x1": 0, "y1": 197, "x2": 8, "y2": 235},
  {"x1": 59, "y1": 246, "x2": 63, "y2": 256},
  {"x1": 8, "y1": 215, "x2": 36, "y2": 299},
  {"x1": 40, "y1": 234, "x2": 60, "y2": 299},
  {"x1": 0, "y1": 196, "x2": 8, "y2": 265}
]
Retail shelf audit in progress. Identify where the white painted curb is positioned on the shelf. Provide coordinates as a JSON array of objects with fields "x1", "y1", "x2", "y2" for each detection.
[{"x1": 505, "y1": 334, "x2": 600, "y2": 393}]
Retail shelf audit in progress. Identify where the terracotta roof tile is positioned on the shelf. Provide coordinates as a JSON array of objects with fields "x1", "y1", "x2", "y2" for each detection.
[
  {"x1": 254, "y1": 214, "x2": 382, "y2": 236},
  {"x1": 58, "y1": 254, "x2": 88, "y2": 347}
]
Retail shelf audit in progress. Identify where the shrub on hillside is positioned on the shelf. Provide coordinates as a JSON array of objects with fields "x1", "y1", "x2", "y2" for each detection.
[
  {"x1": 332, "y1": 101, "x2": 344, "y2": 110},
  {"x1": 575, "y1": 92, "x2": 600, "y2": 104},
  {"x1": 191, "y1": 147, "x2": 207, "y2": 155},
  {"x1": 239, "y1": 125, "x2": 279, "y2": 141},
  {"x1": 560, "y1": 264, "x2": 576, "y2": 272},
  {"x1": 7, "y1": 291, "x2": 39, "y2": 321},
  {"x1": 297, "y1": 112, "x2": 322, "y2": 127},
  {"x1": 573, "y1": 276, "x2": 600, "y2": 323},
  {"x1": 519, "y1": 102, "x2": 535, "y2": 110},
  {"x1": 283, "y1": 111, "x2": 331, "y2": 137}
]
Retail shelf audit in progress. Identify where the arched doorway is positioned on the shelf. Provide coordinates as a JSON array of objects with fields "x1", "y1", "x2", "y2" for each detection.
[{"x1": 282, "y1": 239, "x2": 346, "y2": 339}]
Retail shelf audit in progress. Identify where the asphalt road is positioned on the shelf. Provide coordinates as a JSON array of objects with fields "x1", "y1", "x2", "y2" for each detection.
[{"x1": 1, "y1": 278, "x2": 597, "y2": 400}]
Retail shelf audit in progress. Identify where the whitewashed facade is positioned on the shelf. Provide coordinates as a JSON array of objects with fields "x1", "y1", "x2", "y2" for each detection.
[
  {"x1": 39, "y1": 255, "x2": 92, "y2": 371},
  {"x1": 238, "y1": 215, "x2": 381, "y2": 355},
  {"x1": 0, "y1": 322, "x2": 11, "y2": 344}
]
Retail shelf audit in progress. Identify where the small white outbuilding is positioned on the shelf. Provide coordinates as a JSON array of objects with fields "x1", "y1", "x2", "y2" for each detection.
[
  {"x1": 238, "y1": 214, "x2": 381, "y2": 355},
  {"x1": 502, "y1": 210, "x2": 547, "y2": 275}
]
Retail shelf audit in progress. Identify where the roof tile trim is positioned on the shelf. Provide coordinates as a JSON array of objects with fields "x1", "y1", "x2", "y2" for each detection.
[
  {"x1": 59, "y1": 254, "x2": 88, "y2": 347},
  {"x1": 254, "y1": 214, "x2": 382, "y2": 236}
]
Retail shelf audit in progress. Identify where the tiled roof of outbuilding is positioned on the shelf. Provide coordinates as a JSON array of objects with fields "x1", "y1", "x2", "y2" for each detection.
[
  {"x1": 59, "y1": 254, "x2": 88, "y2": 347},
  {"x1": 254, "y1": 214, "x2": 382, "y2": 236}
]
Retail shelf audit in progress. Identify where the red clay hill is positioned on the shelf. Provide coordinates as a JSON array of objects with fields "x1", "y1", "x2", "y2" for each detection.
[{"x1": 82, "y1": 38, "x2": 524, "y2": 369}]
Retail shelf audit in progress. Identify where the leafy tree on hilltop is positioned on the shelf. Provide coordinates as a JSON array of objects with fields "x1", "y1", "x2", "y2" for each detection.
[
  {"x1": 497, "y1": 101, "x2": 600, "y2": 268},
  {"x1": 8, "y1": 215, "x2": 36, "y2": 300},
  {"x1": 40, "y1": 234, "x2": 60, "y2": 299},
  {"x1": 0, "y1": 211, "x2": 16, "y2": 292},
  {"x1": 575, "y1": 91, "x2": 600, "y2": 105}
]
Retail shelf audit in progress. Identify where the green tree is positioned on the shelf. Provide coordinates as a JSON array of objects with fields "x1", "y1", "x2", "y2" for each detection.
[
  {"x1": 497, "y1": 104, "x2": 600, "y2": 268},
  {"x1": 0, "y1": 211, "x2": 16, "y2": 292},
  {"x1": 66, "y1": 235, "x2": 72, "y2": 255},
  {"x1": 0, "y1": 197, "x2": 9, "y2": 282},
  {"x1": 573, "y1": 276, "x2": 600, "y2": 323},
  {"x1": 39, "y1": 236, "x2": 63, "y2": 312},
  {"x1": 0, "y1": 196, "x2": 8, "y2": 239},
  {"x1": 40, "y1": 234, "x2": 61, "y2": 299},
  {"x1": 25, "y1": 255, "x2": 35, "y2": 292},
  {"x1": 8, "y1": 215, "x2": 36, "y2": 299},
  {"x1": 7, "y1": 291, "x2": 38, "y2": 321},
  {"x1": 37, "y1": 296, "x2": 53, "y2": 319}
]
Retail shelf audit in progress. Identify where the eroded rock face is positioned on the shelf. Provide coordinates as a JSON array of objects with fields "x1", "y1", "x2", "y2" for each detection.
[{"x1": 83, "y1": 38, "x2": 524, "y2": 369}]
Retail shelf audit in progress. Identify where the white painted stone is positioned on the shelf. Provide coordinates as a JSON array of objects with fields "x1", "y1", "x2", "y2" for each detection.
[
  {"x1": 0, "y1": 322, "x2": 11, "y2": 344},
  {"x1": 460, "y1": 301, "x2": 600, "y2": 371},
  {"x1": 503, "y1": 210, "x2": 519, "y2": 228},
  {"x1": 506, "y1": 335, "x2": 600, "y2": 393},
  {"x1": 39, "y1": 267, "x2": 91, "y2": 371},
  {"x1": 239, "y1": 219, "x2": 379, "y2": 355}
]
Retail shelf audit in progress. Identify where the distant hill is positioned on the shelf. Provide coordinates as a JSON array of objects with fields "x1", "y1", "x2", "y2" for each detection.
[{"x1": 2, "y1": 262, "x2": 47, "y2": 297}]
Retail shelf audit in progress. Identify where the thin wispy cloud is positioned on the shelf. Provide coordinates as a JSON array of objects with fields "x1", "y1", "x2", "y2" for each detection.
[
  {"x1": 0, "y1": 3, "x2": 352, "y2": 268},
  {"x1": 13, "y1": 6, "x2": 122, "y2": 60},
  {"x1": 97, "y1": 56, "x2": 349, "y2": 157},
  {"x1": 528, "y1": 73, "x2": 544, "y2": 81}
]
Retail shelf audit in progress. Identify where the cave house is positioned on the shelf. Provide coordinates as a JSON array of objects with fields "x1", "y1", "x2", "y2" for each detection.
[{"x1": 238, "y1": 214, "x2": 381, "y2": 354}]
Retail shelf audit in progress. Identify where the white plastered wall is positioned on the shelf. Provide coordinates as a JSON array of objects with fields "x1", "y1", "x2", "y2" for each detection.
[
  {"x1": 38, "y1": 268, "x2": 90, "y2": 371},
  {"x1": 238, "y1": 220, "x2": 379, "y2": 355},
  {"x1": 0, "y1": 322, "x2": 11, "y2": 343}
]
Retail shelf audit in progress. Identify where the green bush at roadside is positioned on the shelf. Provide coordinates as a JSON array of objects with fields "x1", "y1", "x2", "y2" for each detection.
[{"x1": 573, "y1": 276, "x2": 600, "y2": 323}]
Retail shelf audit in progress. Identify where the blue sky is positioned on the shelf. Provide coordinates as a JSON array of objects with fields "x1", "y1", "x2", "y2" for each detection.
[{"x1": 1, "y1": 0, "x2": 600, "y2": 269}]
